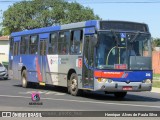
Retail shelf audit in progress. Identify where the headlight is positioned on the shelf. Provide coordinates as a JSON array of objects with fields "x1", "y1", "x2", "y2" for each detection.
[
  {"x1": 97, "y1": 78, "x2": 107, "y2": 83},
  {"x1": 102, "y1": 78, "x2": 107, "y2": 82},
  {"x1": 142, "y1": 79, "x2": 152, "y2": 84},
  {"x1": 97, "y1": 78, "x2": 113, "y2": 83}
]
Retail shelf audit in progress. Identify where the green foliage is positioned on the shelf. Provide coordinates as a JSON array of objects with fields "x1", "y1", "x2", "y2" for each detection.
[
  {"x1": 153, "y1": 73, "x2": 160, "y2": 78},
  {"x1": 2, "y1": 0, "x2": 100, "y2": 34},
  {"x1": 0, "y1": 26, "x2": 10, "y2": 36},
  {"x1": 0, "y1": 29, "x2": 2, "y2": 36},
  {"x1": 153, "y1": 81, "x2": 160, "y2": 88},
  {"x1": 152, "y1": 38, "x2": 160, "y2": 47}
]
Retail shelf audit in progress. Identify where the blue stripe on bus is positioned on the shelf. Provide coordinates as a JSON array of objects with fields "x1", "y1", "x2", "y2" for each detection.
[
  {"x1": 39, "y1": 33, "x2": 50, "y2": 39},
  {"x1": 11, "y1": 26, "x2": 61, "y2": 37},
  {"x1": 85, "y1": 20, "x2": 98, "y2": 27},
  {"x1": 14, "y1": 36, "x2": 21, "y2": 42}
]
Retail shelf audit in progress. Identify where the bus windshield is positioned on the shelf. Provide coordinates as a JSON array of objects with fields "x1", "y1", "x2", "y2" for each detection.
[{"x1": 96, "y1": 31, "x2": 151, "y2": 70}]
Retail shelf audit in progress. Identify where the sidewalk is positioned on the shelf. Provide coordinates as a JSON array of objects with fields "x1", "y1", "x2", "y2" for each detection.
[
  {"x1": 152, "y1": 78, "x2": 160, "y2": 93},
  {"x1": 151, "y1": 87, "x2": 160, "y2": 93}
]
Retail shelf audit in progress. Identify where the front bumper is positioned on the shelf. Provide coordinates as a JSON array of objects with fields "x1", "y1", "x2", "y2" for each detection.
[
  {"x1": 0, "y1": 71, "x2": 8, "y2": 79},
  {"x1": 94, "y1": 80, "x2": 152, "y2": 92}
]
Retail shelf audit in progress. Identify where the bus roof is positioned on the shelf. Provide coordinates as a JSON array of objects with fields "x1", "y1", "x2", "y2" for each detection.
[
  {"x1": 11, "y1": 20, "x2": 98, "y2": 37},
  {"x1": 11, "y1": 20, "x2": 149, "y2": 37}
]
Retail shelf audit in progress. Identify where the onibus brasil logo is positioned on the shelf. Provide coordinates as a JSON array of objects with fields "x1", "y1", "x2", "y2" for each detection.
[{"x1": 29, "y1": 92, "x2": 43, "y2": 105}]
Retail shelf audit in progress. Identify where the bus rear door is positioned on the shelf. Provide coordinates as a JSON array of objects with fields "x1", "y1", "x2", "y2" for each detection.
[{"x1": 39, "y1": 34, "x2": 48, "y2": 85}]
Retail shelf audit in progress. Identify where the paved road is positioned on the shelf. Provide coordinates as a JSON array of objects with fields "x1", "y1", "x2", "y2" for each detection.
[{"x1": 0, "y1": 79, "x2": 160, "y2": 120}]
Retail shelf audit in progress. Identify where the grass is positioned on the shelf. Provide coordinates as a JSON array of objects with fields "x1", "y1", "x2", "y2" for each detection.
[
  {"x1": 153, "y1": 74, "x2": 160, "y2": 88},
  {"x1": 153, "y1": 74, "x2": 160, "y2": 78},
  {"x1": 152, "y1": 81, "x2": 160, "y2": 88}
]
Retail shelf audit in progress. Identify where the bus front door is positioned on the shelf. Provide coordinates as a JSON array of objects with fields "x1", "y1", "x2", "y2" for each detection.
[
  {"x1": 39, "y1": 40, "x2": 47, "y2": 84},
  {"x1": 82, "y1": 35, "x2": 94, "y2": 90}
]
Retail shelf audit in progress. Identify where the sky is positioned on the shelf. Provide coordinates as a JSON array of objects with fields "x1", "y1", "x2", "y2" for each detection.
[{"x1": 0, "y1": 0, "x2": 160, "y2": 38}]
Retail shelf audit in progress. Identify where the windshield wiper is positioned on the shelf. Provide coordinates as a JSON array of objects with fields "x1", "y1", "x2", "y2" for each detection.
[{"x1": 130, "y1": 31, "x2": 140, "y2": 43}]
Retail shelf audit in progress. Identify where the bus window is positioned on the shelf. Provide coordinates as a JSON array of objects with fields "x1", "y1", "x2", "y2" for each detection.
[
  {"x1": 13, "y1": 42, "x2": 19, "y2": 56},
  {"x1": 70, "y1": 30, "x2": 83, "y2": 54},
  {"x1": 58, "y1": 31, "x2": 70, "y2": 55},
  {"x1": 48, "y1": 33, "x2": 58, "y2": 54},
  {"x1": 10, "y1": 37, "x2": 14, "y2": 55},
  {"x1": 20, "y1": 36, "x2": 29, "y2": 54},
  {"x1": 29, "y1": 35, "x2": 38, "y2": 54}
]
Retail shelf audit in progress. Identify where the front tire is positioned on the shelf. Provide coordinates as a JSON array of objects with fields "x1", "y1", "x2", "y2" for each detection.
[
  {"x1": 114, "y1": 92, "x2": 127, "y2": 99},
  {"x1": 4, "y1": 77, "x2": 8, "y2": 80},
  {"x1": 21, "y1": 70, "x2": 29, "y2": 88},
  {"x1": 68, "y1": 73, "x2": 81, "y2": 96}
]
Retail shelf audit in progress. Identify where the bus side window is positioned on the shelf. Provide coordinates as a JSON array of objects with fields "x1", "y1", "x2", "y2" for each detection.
[
  {"x1": 49, "y1": 33, "x2": 58, "y2": 54},
  {"x1": 58, "y1": 31, "x2": 70, "y2": 55},
  {"x1": 13, "y1": 42, "x2": 19, "y2": 56},
  {"x1": 64, "y1": 31, "x2": 70, "y2": 54},
  {"x1": 70, "y1": 30, "x2": 83, "y2": 54},
  {"x1": 58, "y1": 32, "x2": 64, "y2": 54},
  {"x1": 29, "y1": 35, "x2": 38, "y2": 54},
  {"x1": 20, "y1": 36, "x2": 29, "y2": 54},
  {"x1": 10, "y1": 37, "x2": 14, "y2": 55}
]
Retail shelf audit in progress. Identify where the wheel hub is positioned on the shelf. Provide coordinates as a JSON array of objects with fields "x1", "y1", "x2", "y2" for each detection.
[{"x1": 71, "y1": 78, "x2": 77, "y2": 91}]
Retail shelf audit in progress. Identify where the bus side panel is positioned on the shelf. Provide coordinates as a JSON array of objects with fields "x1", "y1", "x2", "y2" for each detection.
[
  {"x1": 58, "y1": 55, "x2": 82, "y2": 88},
  {"x1": 20, "y1": 55, "x2": 39, "y2": 83},
  {"x1": 46, "y1": 55, "x2": 59, "y2": 85},
  {"x1": 46, "y1": 55, "x2": 83, "y2": 88},
  {"x1": 36, "y1": 55, "x2": 52, "y2": 85},
  {"x1": 12, "y1": 56, "x2": 20, "y2": 80},
  {"x1": 45, "y1": 67, "x2": 53, "y2": 85},
  {"x1": 45, "y1": 55, "x2": 54, "y2": 85}
]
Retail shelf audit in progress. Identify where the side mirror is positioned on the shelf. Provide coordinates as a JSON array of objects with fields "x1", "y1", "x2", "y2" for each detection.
[{"x1": 91, "y1": 34, "x2": 98, "y2": 46}]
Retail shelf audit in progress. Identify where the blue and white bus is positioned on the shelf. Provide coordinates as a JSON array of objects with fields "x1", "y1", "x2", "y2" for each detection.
[{"x1": 9, "y1": 20, "x2": 152, "y2": 98}]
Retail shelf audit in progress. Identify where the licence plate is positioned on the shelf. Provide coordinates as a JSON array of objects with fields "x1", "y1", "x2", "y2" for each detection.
[{"x1": 122, "y1": 86, "x2": 133, "y2": 90}]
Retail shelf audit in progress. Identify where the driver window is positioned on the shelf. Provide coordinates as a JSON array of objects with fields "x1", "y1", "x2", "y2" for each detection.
[{"x1": 96, "y1": 34, "x2": 115, "y2": 66}]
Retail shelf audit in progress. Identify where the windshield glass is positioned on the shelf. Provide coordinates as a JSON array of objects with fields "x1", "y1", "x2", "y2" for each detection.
[{"x1": 96, "y1": 31, "x2": 151, "y2": 70}]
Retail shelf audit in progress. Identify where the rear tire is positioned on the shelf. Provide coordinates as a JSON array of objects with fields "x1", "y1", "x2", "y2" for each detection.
[
  {"x1": 68, "y1": 73, "x2": 81, "y2": 96},
  {"x1": 21, "y1": 70, "x2": 29, "y2": 88},
  {"x1": 114, "y1": 92, "x2": 127, "y2": 99}
]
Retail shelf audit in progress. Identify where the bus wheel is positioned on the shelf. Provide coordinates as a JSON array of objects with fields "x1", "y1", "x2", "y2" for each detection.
[
  {"x1": 21, "y1": 70, "x2": 28, "y2": 88},
  {"x1": 114, "y1": 92, "x2": 127, "y2": 99},
  {"x1": 67, "y1": 80, "x2": 71, "y2": 94},
  {"x1": 69, "y1": 73, "x2": 81, "y2": 96}
]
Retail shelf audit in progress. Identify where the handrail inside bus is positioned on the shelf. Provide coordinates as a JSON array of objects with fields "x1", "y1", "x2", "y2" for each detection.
[
  {"x1": 106, "y1": 46, "x2": 116, "y2": 65},
  {"x1": 106, "y1": 46, "x2": 126, "y2": 65}
]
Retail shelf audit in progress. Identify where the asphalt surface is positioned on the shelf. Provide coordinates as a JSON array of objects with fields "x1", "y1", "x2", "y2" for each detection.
[
  {"x1": 0, "y1": 80, "x2": 160, "y2": 120},
  {"x1": 0, "y1": 79, "x2": 160, "y2": 119}
]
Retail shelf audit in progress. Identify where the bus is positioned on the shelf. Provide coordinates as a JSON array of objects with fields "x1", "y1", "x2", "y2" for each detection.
[{"x1": 8, "y1": 20, "x2": 152, "y2": 98}]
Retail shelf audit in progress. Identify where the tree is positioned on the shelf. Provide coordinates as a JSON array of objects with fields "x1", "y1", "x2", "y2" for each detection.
[
  {"x1": 152, "y1": 38, "x2": 160, "y2": 48},
  {"x1": 0, "y1": 29, "x2": 2, "y2": 36},
  {"x1": 2, "y1": 0, "x2": 100, "y2": 34}
]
